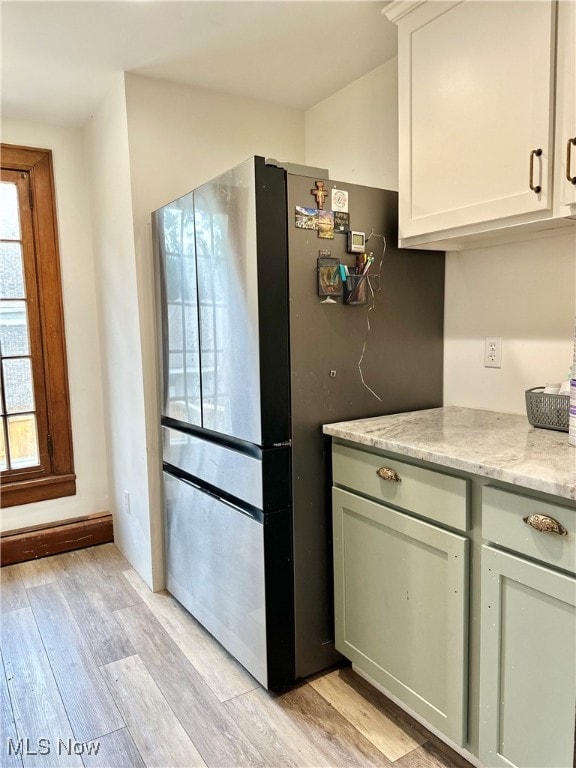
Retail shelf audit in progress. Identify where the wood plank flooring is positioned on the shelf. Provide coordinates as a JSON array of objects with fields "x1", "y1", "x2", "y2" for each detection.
[{"x1": 0, "y1": 544, "x2": 472, "y2": 768}]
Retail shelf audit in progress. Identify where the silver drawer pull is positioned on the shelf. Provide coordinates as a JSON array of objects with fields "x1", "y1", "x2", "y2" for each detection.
[
  {"x1": 376, "y1": 467, "x2": 401, "y2": 483},
  {"x1": 522, "y1": 514, "x2": 567, "y2": 536}
]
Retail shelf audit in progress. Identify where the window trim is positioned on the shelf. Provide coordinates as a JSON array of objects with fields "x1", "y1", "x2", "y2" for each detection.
[
  {"x1": 1, "y1": 144, "x2": 75, "y2": 507},
  {"x1": 2, "y1": 168, "x2": 51, "y2": 484}
]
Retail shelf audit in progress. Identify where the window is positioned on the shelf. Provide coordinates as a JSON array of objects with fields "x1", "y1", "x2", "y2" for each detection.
[{"x1": 1, "y1": 144, "x2": 75, "y2": 507}]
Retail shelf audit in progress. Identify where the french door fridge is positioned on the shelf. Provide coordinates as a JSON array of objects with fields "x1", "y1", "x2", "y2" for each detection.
[{"x1": 153, "y1": 156, "x2": 445, "y2": 689}]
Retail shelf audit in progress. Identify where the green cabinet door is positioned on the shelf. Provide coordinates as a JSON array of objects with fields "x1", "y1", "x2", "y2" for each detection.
[
  {"x1": 333, "y1": 487, "x2": 469, "y2": 746},
  {"x1": 479, "y1": 545, "x2": 576, "y2": 768}
]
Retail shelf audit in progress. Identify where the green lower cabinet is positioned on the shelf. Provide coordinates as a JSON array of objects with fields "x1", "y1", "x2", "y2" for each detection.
[
  {"x1": 479, "y1": 545, "x2": 576, "y2": 768},
  {"x1": 332, "y1": 487, "x2": 469, "y2": 746}
]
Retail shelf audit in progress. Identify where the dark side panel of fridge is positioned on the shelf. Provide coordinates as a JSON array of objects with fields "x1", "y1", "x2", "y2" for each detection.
[{"x1": 284, "y1": 174, "x2": 444, "y2": 677}]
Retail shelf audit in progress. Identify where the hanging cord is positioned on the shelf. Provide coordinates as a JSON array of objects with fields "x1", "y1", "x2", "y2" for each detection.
[{"x1": 357, "y1": 230, "x2": 386, "y2": 402}]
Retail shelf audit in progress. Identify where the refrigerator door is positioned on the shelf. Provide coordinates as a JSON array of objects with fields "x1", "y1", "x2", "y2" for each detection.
[
  {"x1": 194, "y1": 157, "x2": 290, "y2": 447},
  {"x1": 154, "y1": 192, "x2": 202, "y2": 426},
  {"x1": 163, "y1": 469, "x2": 294, "y2": 688},
  {"x1": 194, "y1": 159, "x2": 261, "y2": 441}
]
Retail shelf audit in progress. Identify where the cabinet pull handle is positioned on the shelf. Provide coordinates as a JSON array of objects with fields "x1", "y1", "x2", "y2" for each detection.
[
  {"x1": 376, "y1": 467, "x2": 401, "y2": 483},
  {"x1": 522, "y1": 514, "x2": 567, "y2": 536},
  {"x1": 529, "y1": 148, "x2": 543, "y2": 194},
  {"x1": 566, "y1": 137, "x2": 576, "y2": 184}
]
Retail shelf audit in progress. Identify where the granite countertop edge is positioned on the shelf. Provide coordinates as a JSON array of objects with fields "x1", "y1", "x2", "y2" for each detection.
[{"x1": 323, "y1": 407, "x2": 576, "y2": 502}]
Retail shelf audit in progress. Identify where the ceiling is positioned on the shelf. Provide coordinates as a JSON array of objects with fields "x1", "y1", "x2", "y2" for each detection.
[{"x1": 1, "y1": 1, "x2": 398, "y2": 127}]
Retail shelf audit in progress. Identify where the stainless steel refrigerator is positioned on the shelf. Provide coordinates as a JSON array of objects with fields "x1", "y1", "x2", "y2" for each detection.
[{"x1": 152, "y1": 156, "x2": 444, "y2": 689}]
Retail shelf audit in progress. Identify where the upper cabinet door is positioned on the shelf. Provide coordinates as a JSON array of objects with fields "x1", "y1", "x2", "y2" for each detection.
[
  {"x1": 554, "y1": 0, "x2": 576, "y2": 213},
  {"x1": 194, "y1": 158, "x2": 264, "y2": 444},
  {"x1": 155, "y1": 192, "x2": 202, "y2": 427},
  {"x1": 397, "y1": 0, "x2": 556, "y2": 240}
]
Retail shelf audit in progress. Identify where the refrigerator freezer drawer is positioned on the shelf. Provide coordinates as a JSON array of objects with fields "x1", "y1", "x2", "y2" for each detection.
[
  {"x1": 163, "y1": 470, "x2": 294, "y2": 689},
  {"x1": 162, "y1": 425, "x2": 290, "y2": 511}
]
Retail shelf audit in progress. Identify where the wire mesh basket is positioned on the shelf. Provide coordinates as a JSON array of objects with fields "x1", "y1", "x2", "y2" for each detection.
[{"x1": 525, "y1": 387, "x2": 569, "y2": 432}]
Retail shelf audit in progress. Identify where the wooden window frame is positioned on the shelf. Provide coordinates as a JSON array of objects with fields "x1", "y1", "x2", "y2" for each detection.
[{"x1": 1, "y1": 144, "x2": 75, "y2": 507}]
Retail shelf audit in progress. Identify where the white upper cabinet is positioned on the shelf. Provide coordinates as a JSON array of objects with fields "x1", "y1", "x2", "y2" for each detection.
[
  {"x1": 555, "y1": 0, "x2": 576, "y2": 214},
  {"x1": 385, "y1": 0, "x2": 576, "y2": 249}
]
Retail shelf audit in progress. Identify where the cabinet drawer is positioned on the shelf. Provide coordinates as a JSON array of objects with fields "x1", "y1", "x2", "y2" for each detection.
[
  {"x1": 332, "y1": 442, "x2": 469, "y2": 531},
  {"x1": 482, "y1": 486, "x2": 576, "y2": 574}
]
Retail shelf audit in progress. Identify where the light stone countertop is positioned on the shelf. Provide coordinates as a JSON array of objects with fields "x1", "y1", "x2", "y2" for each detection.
[{"x1": 323, "y1": 406, "x2": 576, "y2": 502}]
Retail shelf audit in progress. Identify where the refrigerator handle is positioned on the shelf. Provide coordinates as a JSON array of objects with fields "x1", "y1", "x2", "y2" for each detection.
[
  {"x1": 154, "y1": 212, "x2": 170, "y2": 414},
  {"x1": 164, "y1": 466, "x2": 261, "y2": 521}
]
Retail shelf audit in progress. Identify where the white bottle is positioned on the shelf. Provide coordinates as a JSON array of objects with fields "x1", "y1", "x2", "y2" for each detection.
[{"x1": 570, "y1": 380, "x2": 576, "y2": 447}]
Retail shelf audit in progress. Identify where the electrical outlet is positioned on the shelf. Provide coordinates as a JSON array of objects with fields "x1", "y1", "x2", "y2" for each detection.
[
  {"x1": 123, "y1": 490, "x2": 131, "y2": 516},
  {"x1": 484, "y1": 337, "x2": 502, "y2": 368}
]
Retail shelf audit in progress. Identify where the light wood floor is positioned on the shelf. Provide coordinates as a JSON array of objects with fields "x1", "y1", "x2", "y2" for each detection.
[{"x1": 0, "y1": 544, "x2": 472, "y2": 768}]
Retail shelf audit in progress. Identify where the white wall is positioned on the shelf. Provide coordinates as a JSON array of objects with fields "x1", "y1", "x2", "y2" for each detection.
[
  {"x1": 444, "y1": 230, "x2": 576, "y2": 414},
  {"x1": 305, "y1": 58, "x2": 399, "y2": 191},
  {"x1": 83, "y1": 75, "x2": 156, "y2": 587},
  {"x1": 125, "y1": 74, "x2": 305, "y2": 218},
  {"x1": 0, "y1": 119, "x2": 108, "y2": 532}
]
